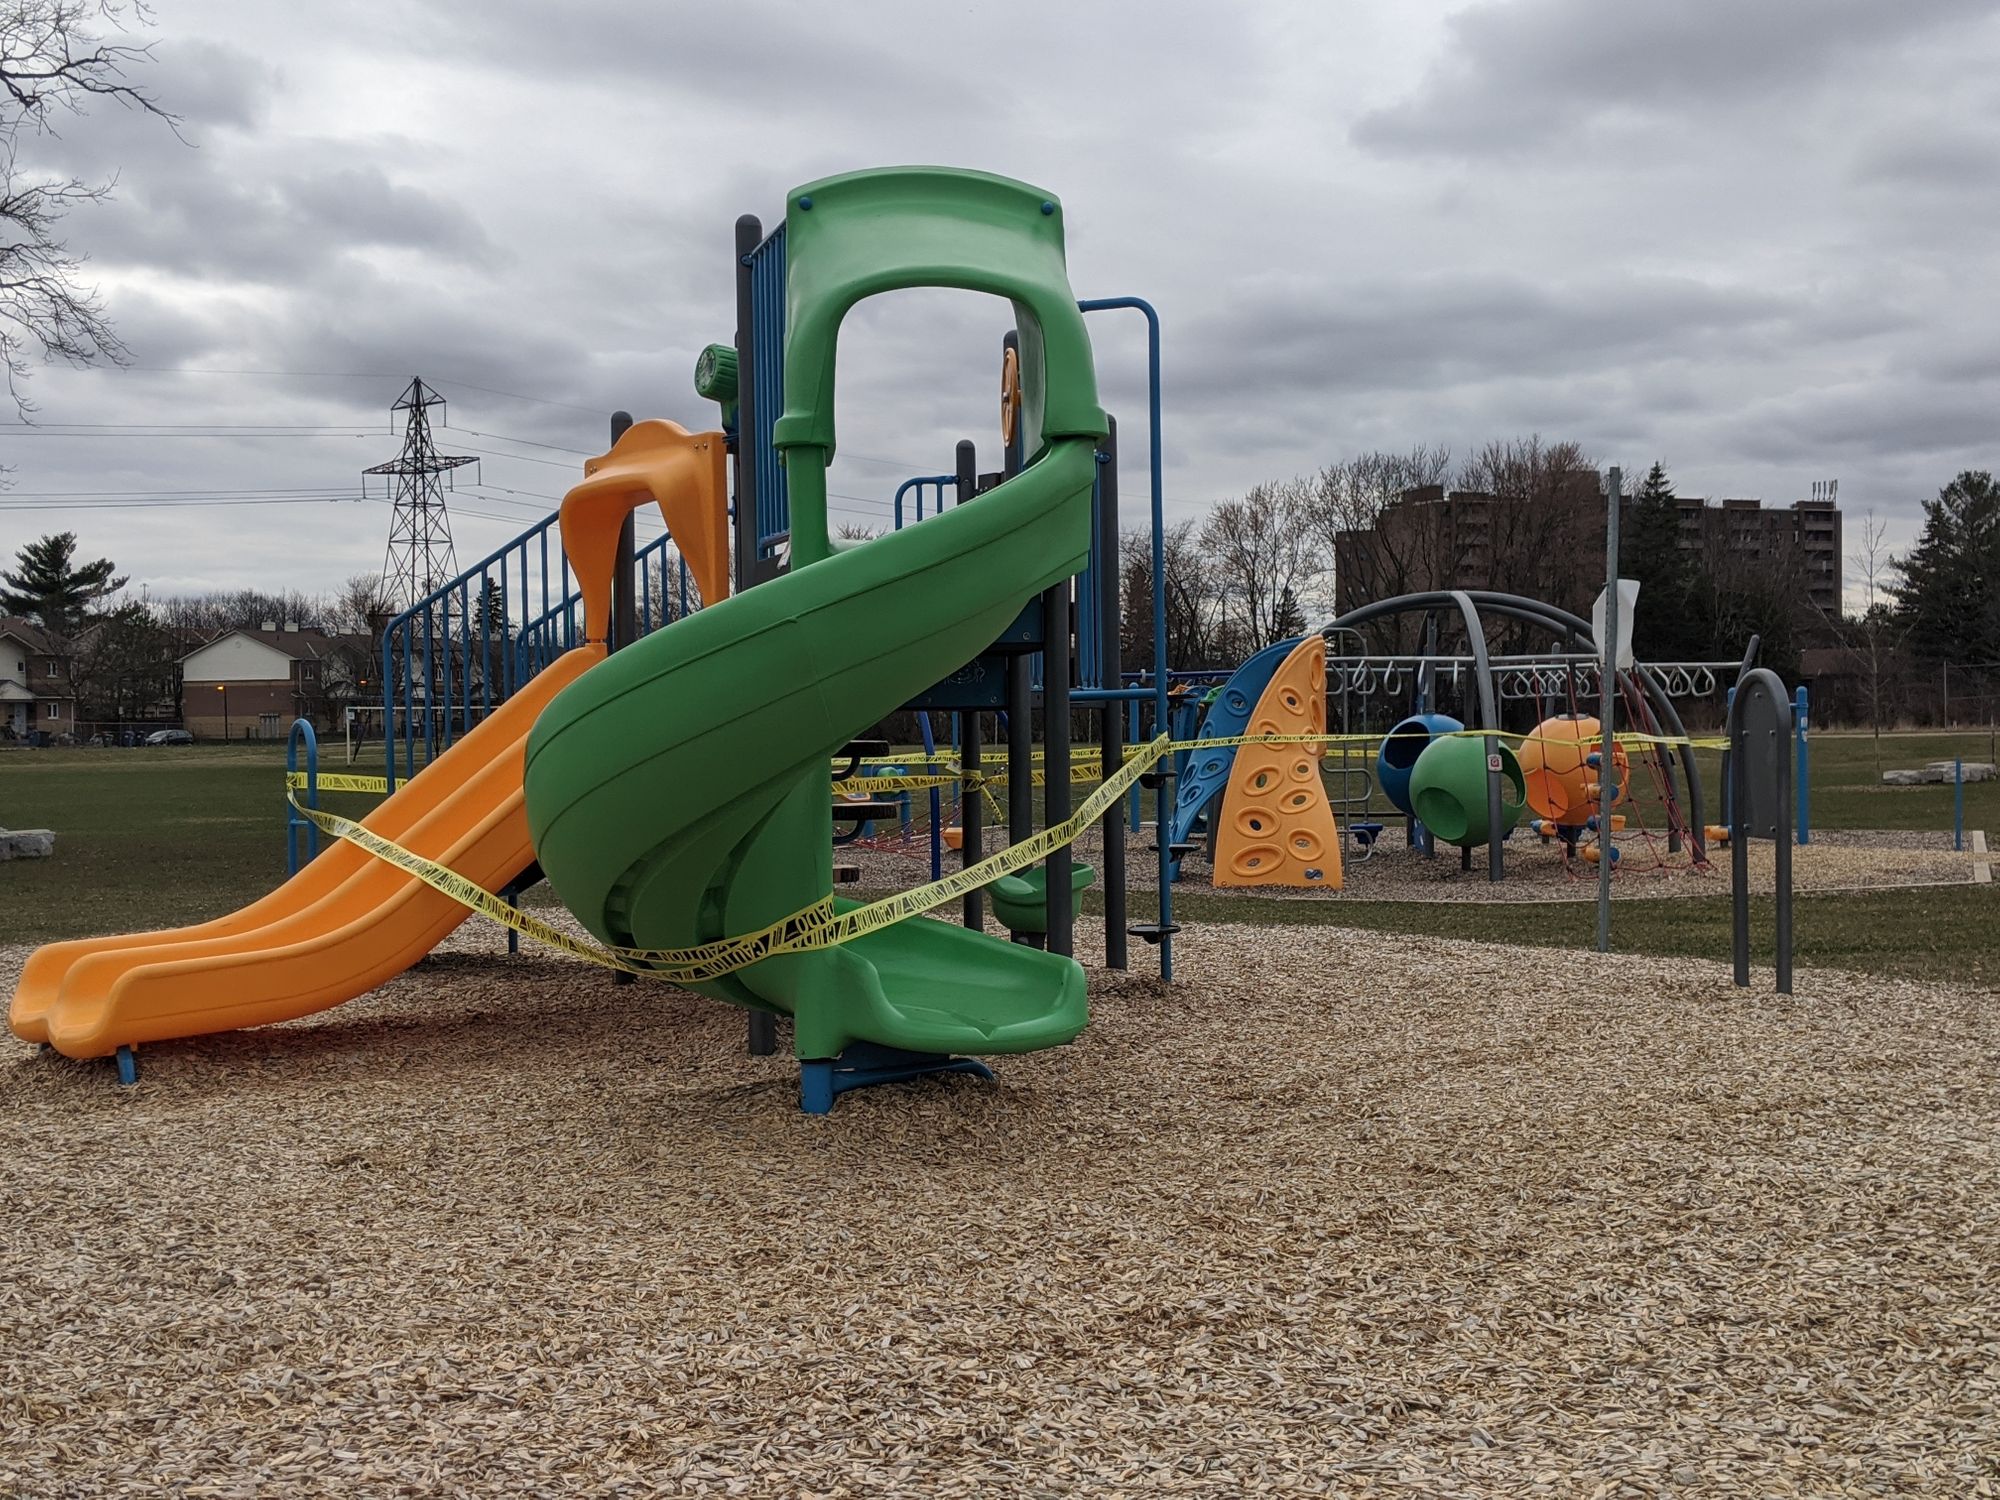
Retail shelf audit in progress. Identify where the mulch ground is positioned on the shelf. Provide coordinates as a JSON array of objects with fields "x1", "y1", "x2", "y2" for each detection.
[{"x1": 3, "y1": 916, "x2": 1997, "y2": 1496}]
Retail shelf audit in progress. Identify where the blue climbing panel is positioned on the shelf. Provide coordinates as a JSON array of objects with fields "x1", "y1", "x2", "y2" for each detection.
[{"x1": 1165, "y1": 636, "x2": 1301, "y2": 879}]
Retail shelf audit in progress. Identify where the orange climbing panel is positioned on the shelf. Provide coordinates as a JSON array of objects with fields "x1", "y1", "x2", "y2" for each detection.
[{"x1": 1212, "y1": 636, "x2": 1343, "y2": 889}]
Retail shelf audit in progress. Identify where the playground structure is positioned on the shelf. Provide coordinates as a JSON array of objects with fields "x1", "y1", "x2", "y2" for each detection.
[
  {"x1": 9, "y1": 167, "x2": 1174, "y2": 1111},
  {"x1": 6, "y1": 168, "x2": 1811, "y2": 1114},
  {"x1": 1164, "y1": 589, "x2": 1772, "y2": 886}
]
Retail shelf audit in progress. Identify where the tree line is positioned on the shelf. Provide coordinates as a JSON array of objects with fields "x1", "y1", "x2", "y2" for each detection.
[
  {"x1": 1831, "y1": 470, "x2": 2000, "y2": 728},
  {"x1": 1116, "y1": 438, "x2": 1820, "y2": 680},
  {"x1": 1, "y1": 531, "x2": 397, "y2": 728}
]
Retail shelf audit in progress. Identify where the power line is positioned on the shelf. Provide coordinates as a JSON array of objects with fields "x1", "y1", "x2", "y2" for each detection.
[
  {"x1": 442, "y1": 441, "x2": 580, "y2": 470},
  {"x1": 0, "y1": 420, "x2": 383, "y2": 433},
  {"x1": 0, "y1": 485, "x2": 364, "y2": 497},
  {"x1": 442, "y1": 425, "x2": 594, "y2": 457},
  {"x1": 115, "y1": 366, "x2": 608, "y2": 416},
  {"x1": 0, "y1": 496, "x2": 362, "y2": 512},
  {"x1": 0, "y1": 429, "x2": 379, "y2": 439}
]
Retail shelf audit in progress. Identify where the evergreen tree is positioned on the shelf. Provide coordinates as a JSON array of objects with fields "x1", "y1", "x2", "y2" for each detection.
[
  {"x1": 1618, "y1": 462, "x2": 1708, "y2": 659},
  {"x1": 0, "y1": 532, "x2": 126, "y2": 633},
  {"x1": 1892, "y1": 470, "x2": 2000, "y2": 664},
  {"x1": 1270, "y1": 583, "x2": 1308, "y2": 643}
]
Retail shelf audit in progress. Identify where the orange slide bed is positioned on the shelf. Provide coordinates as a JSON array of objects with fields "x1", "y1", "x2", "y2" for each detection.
[{"x1": 8, "y1": 646, "x2": 603, "y2": 1060}]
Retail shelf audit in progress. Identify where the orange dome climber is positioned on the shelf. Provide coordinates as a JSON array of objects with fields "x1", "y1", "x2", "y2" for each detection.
[
  {"x1": 1517, "y1": 715, "x2": 1628, "y2": 827},
  {"x1": 1213, "y1": 636, "x2": 1342, "y2": 889}
]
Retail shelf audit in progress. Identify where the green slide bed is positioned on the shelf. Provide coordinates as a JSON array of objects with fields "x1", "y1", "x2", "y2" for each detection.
[{"x1": 522, "y1": 167, "x2": 1108, "y2": 1109}]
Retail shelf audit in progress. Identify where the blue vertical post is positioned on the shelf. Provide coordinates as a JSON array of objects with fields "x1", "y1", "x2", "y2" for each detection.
[
  {"x1": 1793, "y1": 684, "x2": 1810, "y2": 846},
  {"x1": 285, "y1": 718, "x2": 319, "y2": 876}
]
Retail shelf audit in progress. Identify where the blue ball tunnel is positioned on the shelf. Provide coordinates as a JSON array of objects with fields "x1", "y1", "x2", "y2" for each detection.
[{"x1": 1375, "y1": 713, "x2": 1463, "y2": 817}]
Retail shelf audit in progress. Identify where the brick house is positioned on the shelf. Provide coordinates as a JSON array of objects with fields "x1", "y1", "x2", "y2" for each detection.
[
  {"x1": 180, "y1": 624, "x2": 374, "y2": 740},
  {"x1": 0, "y1": 617, "x2": 78, "y2": 742}
]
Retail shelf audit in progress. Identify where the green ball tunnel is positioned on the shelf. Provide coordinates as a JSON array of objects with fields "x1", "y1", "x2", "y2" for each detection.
[{"x1": 1407, "y1": 734, "x2": 1527, "y2": 846}]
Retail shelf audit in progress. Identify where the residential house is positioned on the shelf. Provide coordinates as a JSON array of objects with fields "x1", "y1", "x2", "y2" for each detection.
[
  {"x1": 181, "y1": 623, "x2": 374, "y2": 740},
  {"x1": 0, "y1": 617, "x2": 78, "y2": 742}
]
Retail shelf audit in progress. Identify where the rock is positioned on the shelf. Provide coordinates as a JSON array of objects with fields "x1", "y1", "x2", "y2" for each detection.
[
  {"x1": 0, "y1": 828, "x2": 55, "y2": 859},
  {"x1": 1880, "y1": 761, "x2": 1997, "y2": 786}
]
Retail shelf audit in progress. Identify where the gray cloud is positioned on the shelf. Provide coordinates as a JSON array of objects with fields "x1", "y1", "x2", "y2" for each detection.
[
  {"x1": 1354, "y1": 0, "x2": 1995, "y2": 157},
  {"x1": 8, "y1": 0, "x2": 2000, "y2": 605}
]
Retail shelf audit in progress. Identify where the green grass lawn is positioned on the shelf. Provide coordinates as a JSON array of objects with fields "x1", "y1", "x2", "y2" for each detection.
[
  {"x1": 1321, "y1": 726, "x2": 2000, "y2": 838},
  {"x1": 1, "y1": 743, "x2": 385, "y2": 942},
  {"x1": 2, "y1": 730, "x2": 1993, "y2": 985}
]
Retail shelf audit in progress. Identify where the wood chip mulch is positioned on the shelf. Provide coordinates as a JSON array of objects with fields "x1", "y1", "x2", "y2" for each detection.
[{"x1": 3, "y1": 919, "x2": 1997, "y2": 1496}]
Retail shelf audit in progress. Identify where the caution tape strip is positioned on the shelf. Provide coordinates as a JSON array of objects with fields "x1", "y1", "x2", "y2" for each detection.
[
  {"x1": 285, "y1": 771, "x2": 409, "y2": 795},
  {"x1": 300, "y1": 729, "x2": 1725, "y2": 804},
  {"x1": 289, "y1": 734, "x2": 1174, "y2": 985}
]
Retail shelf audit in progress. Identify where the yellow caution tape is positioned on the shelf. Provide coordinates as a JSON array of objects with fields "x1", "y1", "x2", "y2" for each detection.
[
  {"x1": 291, "y1": 713, "x2": 1727, "y2": 984},
  {"x1": 291, "y1": 734, "x2": 1172, "y2": 984},
  {"x1": 292, "y1": 728, "x2": 1722, "y2": 810},
  {"x1": 284, "y1": 771, "x2": 409, "y2": 795}
]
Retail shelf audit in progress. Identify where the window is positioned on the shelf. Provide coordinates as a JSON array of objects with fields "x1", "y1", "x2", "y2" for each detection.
[{"x1": 44, "y1": 701, "x2": 60, "y2": 720}]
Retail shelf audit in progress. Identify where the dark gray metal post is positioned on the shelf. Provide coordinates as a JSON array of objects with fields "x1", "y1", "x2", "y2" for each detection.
[
  {"x1": 1596, "y1": 467, "x2": 1621, "y2": 950},
  {"x1": 1098, "y1": 420, "x2": 1128, "y2": 970},
  {"x1": 956, "y1": 440, "x2": 984, "y2": 931},
  {"x1": 609, "y1": 409, "x2": 639, "y2": 992},
  {"x1": 1044, "y1": 579, "x2": 1073, "y2": 958},
  {"x1": 1007, "y1": 653, "x2": 1034, "y2": 944},
  {"x1": 1728, "y1": 668, "x2": 1794, "y2": 994},
  {"x1": 732, "y1": 217, "x2": 774, "y2": 1056},
  {"x1": 1775, "y1": 718, "x2": 1794, "y2": 994},
  {"x1": 611, "y1": 410, "x2": 636, "y2": 653},
  {"x1": 1731, "y1": 719, "x2": 1751, "y2": 985},
  {"x1": 732, "y1": 214, "x2": 761, "y2": 595}
]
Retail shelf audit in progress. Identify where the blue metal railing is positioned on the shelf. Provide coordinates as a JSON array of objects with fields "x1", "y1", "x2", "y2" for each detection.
[
  {"x1": 749, "y1": 224, "x2": 789, "y2": 557},
  {"x1": 892, "y1": 474, "x2": 956, "y2": 530},
  {"x1": 285, "y1": 718, "x2": 319, "y2": 875},
  {"x1": 382, "y1": 515, "x2": 703, "y2": 789}
]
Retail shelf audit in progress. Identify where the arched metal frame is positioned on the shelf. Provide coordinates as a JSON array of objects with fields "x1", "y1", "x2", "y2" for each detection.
[{"x1": 1316, "y1": 590, "x2": 1709, "y2": 869}]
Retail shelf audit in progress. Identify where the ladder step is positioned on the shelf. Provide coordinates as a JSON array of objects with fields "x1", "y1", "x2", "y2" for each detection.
[
  {"x1": 1126, "y1": 922, "x2": 1181, "y2": 945},
  {"x1": 833, "y1": 800, "x2": 905, "y2": 821}
]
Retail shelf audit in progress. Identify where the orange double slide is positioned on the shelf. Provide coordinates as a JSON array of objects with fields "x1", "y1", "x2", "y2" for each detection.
[{"x1": 8, "y1": 646, "x2": 602, "y2": 1060}]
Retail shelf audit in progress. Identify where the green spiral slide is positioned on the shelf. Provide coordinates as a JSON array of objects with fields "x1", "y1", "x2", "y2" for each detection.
[{"x1": 522, "y1": 168, "x2": 1108, "y2": 1108}]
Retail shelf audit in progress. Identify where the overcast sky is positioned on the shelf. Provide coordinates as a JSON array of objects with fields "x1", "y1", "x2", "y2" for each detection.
[{"x1": 5, "y1": 0, "x2": 1999, "y2": 608}]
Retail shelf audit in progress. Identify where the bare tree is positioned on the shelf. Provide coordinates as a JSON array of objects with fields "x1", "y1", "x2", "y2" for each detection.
[
  {"x1": 1839, "y1": 507, "x2": 1906, "y2": 761},
  {"x1": 1200, "y1": 479, "x2": 1322, "y2": 654},
  {"x1": 1298, "y1": 445, "x2": 1453, "y2": 648},
  {"x1": 1121, "y1": 519, "x2": 1225, "y2": 672},
  {"x1": 2, "y1": 0, "x2": 177, "y2": 414},
  {"x1": 326, "y1": 572, "x2": 396, "y2": 636},
  {"x1": 1456, "y1": 435, "x2": 1600, "y2": 625}
]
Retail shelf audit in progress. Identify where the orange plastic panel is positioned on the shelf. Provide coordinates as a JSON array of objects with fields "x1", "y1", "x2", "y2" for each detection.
[
  {"x1": 563, "y1": 419, "x2": 730, "y2": 643},
  {"x1": 1213, "y1": 636, "x2": 1342, "y2": 889}
]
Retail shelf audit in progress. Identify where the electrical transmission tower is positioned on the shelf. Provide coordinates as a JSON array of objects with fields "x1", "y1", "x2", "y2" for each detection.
[{"x1": 367, "y1": 377, "x2": 477, "y2": 611}]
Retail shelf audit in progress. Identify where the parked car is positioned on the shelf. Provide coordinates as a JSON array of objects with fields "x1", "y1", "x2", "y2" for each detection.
[{"x1": 143, "y1": 728, "x2": 195, "y2": 746}]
